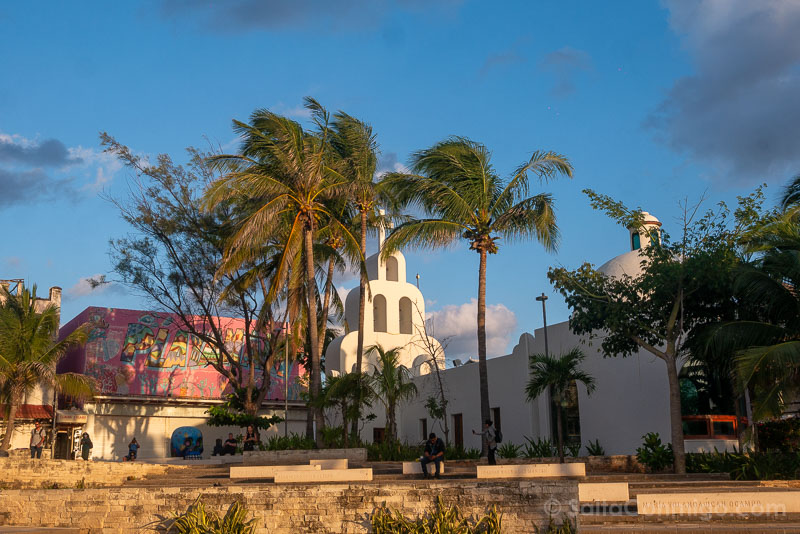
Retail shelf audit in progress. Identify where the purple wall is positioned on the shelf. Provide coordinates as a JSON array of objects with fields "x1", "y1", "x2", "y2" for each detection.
[{"x1": 59, "y1": 307, "x2": 305, "y2": 401}]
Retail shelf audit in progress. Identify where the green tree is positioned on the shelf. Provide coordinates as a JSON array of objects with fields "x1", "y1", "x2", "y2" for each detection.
[
  {"x1": 381, "y1": 137, "x2": 572, "y2": 451},
  {"x1": 548, "y1": 190, "x2": 759, "y2": 473},
  {"x1": 203, "y1": 99, "x2": 362, "y2": 447},
  {"x1": 368, "y1": 344, "x2": 418, "y2": 442},
  {"x1": 525, "y1": 348, "x2": 595, "y2": 463},
  {"x1": 101, "y1": 135, "x2": 288, "y2": 430},
  {"x1": 0, "y1": 285, "x2": 94, "y2": 451}
]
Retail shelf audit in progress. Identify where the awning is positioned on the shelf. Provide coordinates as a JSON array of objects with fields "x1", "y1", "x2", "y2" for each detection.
[
  {"x1": 56, "y1": 410, "x2": 88, "y2": 425},
  {"x1": 0, "y1": 404, "x2": 54, "y2": 421}
]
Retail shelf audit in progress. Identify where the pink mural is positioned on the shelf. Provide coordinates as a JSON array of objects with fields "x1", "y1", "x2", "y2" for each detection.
[{"x1": 58, "y1": 307, "x2": 305, "y2": 401}]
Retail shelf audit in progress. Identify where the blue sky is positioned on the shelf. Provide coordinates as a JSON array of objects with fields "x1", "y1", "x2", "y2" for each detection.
[{"x1": 2, "y1": 1, "x2": 800, "y2": 359}]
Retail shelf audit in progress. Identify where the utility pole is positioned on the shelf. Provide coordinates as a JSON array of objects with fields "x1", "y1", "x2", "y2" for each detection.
[{"x1": 535, "y1": 293, "x2": 549, "y2": 359}]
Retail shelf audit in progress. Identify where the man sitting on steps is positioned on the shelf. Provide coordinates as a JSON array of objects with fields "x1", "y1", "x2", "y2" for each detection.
[{"x1": 420, "y1": 433, "x2": 445, "y2": 479}]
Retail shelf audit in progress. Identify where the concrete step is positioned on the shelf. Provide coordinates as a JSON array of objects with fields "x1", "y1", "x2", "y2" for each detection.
[
  {"x1": 0, "y1": 529, "x2": 82, "y2": 534},
  {"x1": 580, "y1": 522, "x2": 800, "y2": 533}
]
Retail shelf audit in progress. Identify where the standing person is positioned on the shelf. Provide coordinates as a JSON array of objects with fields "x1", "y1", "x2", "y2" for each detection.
[
  {"x1": 80, "y1": 432, "x2": 93, "y2": 461},
  {"x1": 473, "y1": 419, "x2": 497, "y2": 465},
  {"x1": 243, "y1": 425, "x2": 258, "y2": 452},
  {"x1": 420, "y1": 433, "x2": 445, "y2": 479},
  {"x1": 30, "y1": 421, "x2": 45, "y2": 459},
  {"x1": 126, "y1": 437, "x2": 140, "y2": 461}
]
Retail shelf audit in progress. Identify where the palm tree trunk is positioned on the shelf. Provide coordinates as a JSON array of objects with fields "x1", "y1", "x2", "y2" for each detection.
[
  {"x1": 556, "y1": 398, "x2": 565, "y2": 463},
  {"x1": 666, "y1": 354, "x2": 686, "y2": 474},
  {"x1": 477, "y1": 248, "x2": 490, "y2": 456},
  {"x1": 341, "y1": 403, "x2": 349, "y2": 449},
  {"x1": 1, "y1": 402, "x2": 19, "y2": 451},
  {"x1": 317, "y1": 256, "x2": 336, "y2": 358},
  {"x1": 303, "y1": 226, "x2": 325, "y2": 448},
  {"x1": 352, "y1": 209, "x2": 368, "y2": 442}
]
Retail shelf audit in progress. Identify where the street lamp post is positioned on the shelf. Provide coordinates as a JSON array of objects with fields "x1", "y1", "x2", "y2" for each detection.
[{"x1": 535, "y1": 293, "x2": 549, "y2": 359}]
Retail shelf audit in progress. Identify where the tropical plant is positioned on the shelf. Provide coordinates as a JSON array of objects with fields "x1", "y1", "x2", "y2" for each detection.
[
  {"x1": 497, "y1": 442, "x2": 522, "y2": 459},
  {"x1": 565, "y1": 441, "x2": 581, "y2": 458},
  {"x1": 636, "y1": 432, "x2": 674, "y2": 473},
  {"x1": 260, "y1": 432, "x2": 315, "y2": 451},
  {"x1": 382, "y1": 137, "x2": 573, "y2": 452},
  {"x1": 525, "y1": 348, "x2": 595, "y2": 463},
  {"x1": 366, "y1": 440, "x2": 421, "y2": 462},
  {"x1": 329, "y1": 111, "x2": 383, "y2": 441},
  {"x1": 166, "y1": 498, "x2": 256, "y2": 534},
  {"x1": 446, "y1": 445, "x2": 482, "y2": 460},
  {"x1": 523, "y1": 437, "x2": 556, "y2": 459},
  {"x1": 202, "y1": 98, "x2": 364, "y2": 446},
  {"x1": 585, "y1": 439, "x2": 605, "y2": 457},
  {"x1": 371, "y1": 496, "x2": 501, "y2": 534},
  {"x1": 368, "y1": 344, "x2": 418, "y2": 442},
  {"x1": 0, "y1": 285, "x2": 95, "y2": 451},
  {"x1": 549, "y1": 190, "x2": 767, "y2": 473},
  {"x1": 312, "y1": 371, "x2": 375, "y2": 447},
  {"x1": 534, "y1": 517, "x2": 577, "y2": 534}
]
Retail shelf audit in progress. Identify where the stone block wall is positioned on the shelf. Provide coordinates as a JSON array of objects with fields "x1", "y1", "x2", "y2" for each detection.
[
  {"x1": 243, "y1": 447, "x2": 367, "y2": 465},
  {"x1": 0, "y1": 480, "x2": 578, "y2": 533},
  {"x1": 0, "y1": 458, "x2": 187, "y2": 489}
]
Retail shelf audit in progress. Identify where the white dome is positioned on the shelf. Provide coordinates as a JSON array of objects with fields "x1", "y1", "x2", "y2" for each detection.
[{"x1": 597, "y1": 250, "x2": 645, "y2": 278}]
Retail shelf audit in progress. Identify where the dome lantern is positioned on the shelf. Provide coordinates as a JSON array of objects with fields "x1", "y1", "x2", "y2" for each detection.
[{"x1": 628, "y1": 211, "x2": 662, "y2": 251}]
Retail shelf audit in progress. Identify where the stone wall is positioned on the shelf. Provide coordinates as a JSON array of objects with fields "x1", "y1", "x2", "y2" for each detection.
[
  {"x1": 0, "y1": 480, "x2": 578, "y2": 533},
  {"x1": 243, "y1": 447, "x2": 367, "y2": 465},
  {"x1": 0, "y1": 458, "x2": 187, "y2": 489}
]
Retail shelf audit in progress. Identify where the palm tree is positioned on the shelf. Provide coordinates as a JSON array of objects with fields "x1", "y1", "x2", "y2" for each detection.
[
  {"x1": 314, "y1": 371, "x2": 375, "y2": 448},
  {"x1": 525, "y1": 348, "x2": 595, "y2": 463},
  {"x1": 381, "y1": 137, "x2": 573, "y2": 450},
  {"x1": 329, "y1": 111, "x2": 381, "y2": 440},
  {"x1": 704, "y1": 210, "x2": 800, "y2": 420},
  {"x1": 368, "y1": 344, "x2": 418, "y2": 442},
  {"x1": 0, "y1": 285, "x2": 94, "y2": 451},
  {"x1": 203, "y1": 98, "x2": 362, "y2": 447}
]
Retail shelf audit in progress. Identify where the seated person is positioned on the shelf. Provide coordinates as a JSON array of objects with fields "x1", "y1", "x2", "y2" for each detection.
[
  {"x1": 125, "y1": 438, "x2": 140, "y2": 461},
  {"x1": 212, "y1": 438, "x2": 224, "y2": 456},
  {"x1": 420, "y1": 432, "x2": 445, "y2": 479},
  {"x1": 222, "y1": 433, "x2": 238, "y2": 455}
]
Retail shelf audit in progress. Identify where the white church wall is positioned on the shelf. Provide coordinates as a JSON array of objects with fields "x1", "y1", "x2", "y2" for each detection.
[{"x1": 397, "y1": 322, "x2": 673, "y2": 456}]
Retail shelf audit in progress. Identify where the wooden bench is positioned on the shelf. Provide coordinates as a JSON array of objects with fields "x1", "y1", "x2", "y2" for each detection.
[
  {"x1": 274, "y1": 468, "x2": 373, "y2": 484},
  {"x1": 476, "y1": 463, "x2": 585, "y2": 479},
  {"x1": 402, "y1": 461, "x2": 445, "y2": 475},
  {"x1": 229, "y1": 464, "x2": 320, "y2": 479}
]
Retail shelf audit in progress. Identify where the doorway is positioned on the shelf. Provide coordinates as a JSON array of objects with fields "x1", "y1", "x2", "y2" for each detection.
[{"x1": 452, "y1": 413, "x2": 463, "y2": 448}]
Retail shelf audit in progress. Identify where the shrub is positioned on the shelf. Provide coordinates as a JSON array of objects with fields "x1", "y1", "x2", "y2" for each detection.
[
  {"x1": 446, "y1": 445, "x2": 481, "y2": 460},
  {"x1": 367, "y1": 441, "x2": 421, "y2": 462},
  {"x1": 566, "y1": 442, "x2": 581, "y2": 458},
  {"x1": 166, "y1": 498, "x2": 256, "y2": 534},
  {"x1": 756, "y1": 418, "x2": 800, "y2": 452},
  {"x1": 534, "y1": 516, "x2": 576, "y2": 534},
  {"x1": 685, "y1": 450, "x2": 800, "y2": 480},
  {"x1": 371, "y1": 496, "x2": 501, "y2": 533},
  {"x1": 523, "y1": 436, "x2": 556, "y2": 458},
  {"x1": 635, "y1": 432, "x2": 674, "y2": 472},
  {"x1": 585, "y1": 439, "x2": 605, "y2": 456},
  {"x1": 497, "y1": 442, "x2": 522, "y2": 459},
  {"x1": 260, "y1": 433, "x2": 315, "y2": 451}
]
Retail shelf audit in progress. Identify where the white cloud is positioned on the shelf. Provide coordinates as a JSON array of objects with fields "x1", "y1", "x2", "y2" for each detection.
[
  {"x1": 426, "y1": 298, "x2": 517, "y2": 359},
  {"x1": 65, "y1": 274, "x2": 125, "y2": 300}
]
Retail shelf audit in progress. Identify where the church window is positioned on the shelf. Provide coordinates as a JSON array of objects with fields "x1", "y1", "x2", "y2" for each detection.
[
  {"x1": 631, "y1": 232, "x2": 641, "y2": 251},
  {"x1": 373, "y1": 294, "x2": 387, "y2": 332},
  {"x1": 399, "y1": 297, "x2": 412, "y2": 334},
  {"x1": 386, "y1": 256, "x2": 399, "y2": 281}
]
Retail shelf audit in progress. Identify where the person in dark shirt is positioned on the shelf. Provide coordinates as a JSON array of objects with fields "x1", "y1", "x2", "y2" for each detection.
[
  {"x1": 420, "y1": 432, "x2": 445, "y2": 478},
  {"x1": 223, "y1": 433, "x2": 238, "y2": 455}
]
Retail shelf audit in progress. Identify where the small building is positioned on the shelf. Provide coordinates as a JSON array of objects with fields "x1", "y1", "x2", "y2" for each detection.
[{"x1": 57, "y1": 307, "x2": 307, "y2": 460}]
